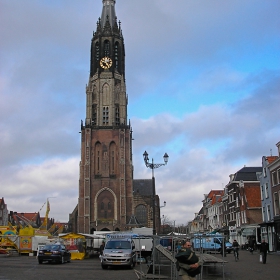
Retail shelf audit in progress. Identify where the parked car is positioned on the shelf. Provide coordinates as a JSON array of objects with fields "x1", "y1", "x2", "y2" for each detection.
[{"x1": 37, "y1": 244, "x2": 71, "y2": 264}]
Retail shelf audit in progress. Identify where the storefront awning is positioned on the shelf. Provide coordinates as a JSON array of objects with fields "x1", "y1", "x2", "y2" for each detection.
[{"x1": 242, "y1": 228, "x2": 255, "y2": 236}]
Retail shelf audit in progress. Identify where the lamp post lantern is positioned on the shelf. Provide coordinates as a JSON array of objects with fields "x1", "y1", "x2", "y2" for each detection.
[
  {"x1": 143, "y1": 151, "x2": 169, "y2": 235},
  {"x1": 160, "y1": 201, "x2": 166, "y2": 208}
]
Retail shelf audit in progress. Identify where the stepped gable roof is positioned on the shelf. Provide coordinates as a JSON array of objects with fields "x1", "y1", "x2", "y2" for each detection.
[
  {"x1": 15, "y1": 212, "x2": 39, "y2": 222},
  {"x1": 234, "y1": 167, "x2": 262, "y2": 181},
  {"x1": 133, "y1": 179, "x2": 153, "y2": 196},
  {"x1": 244, "y1": 185, "x2": 261, "y2": 208}
]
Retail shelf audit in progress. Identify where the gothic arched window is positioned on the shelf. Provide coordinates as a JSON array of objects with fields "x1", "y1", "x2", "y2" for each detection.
[
  {"x1": 104, "y1": 40, "x2": 110, "y2": 57},
  {"x1": 98, "y1": 190, "x2": 114, "y2": 220},
  {"x1": 95, "y1": 142, "x2": 101, "y2": 174},
  {"x1": 103, "y1": 106, "x2": 109, "y2": 125},
  {"x1": 135, "y1": 204, "x2": 147, "y2": 225},
  {"x1": 115, "y1": 106, "x2": 120, "y2": 126},
  {"x1": 95, "y1": 42, "x2": 100, "y2": 61},
  {"x1": 114, "y1": 42, "x2": 119, "y2": 69}
]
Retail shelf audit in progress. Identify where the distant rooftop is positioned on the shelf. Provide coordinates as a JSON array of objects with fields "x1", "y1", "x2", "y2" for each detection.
[
  {"x1": 133, "y1": 179, "x2": 153, "y2": 196},
  {"x1": 233, "y1": 167, "x2": 262, "y2": 181}
]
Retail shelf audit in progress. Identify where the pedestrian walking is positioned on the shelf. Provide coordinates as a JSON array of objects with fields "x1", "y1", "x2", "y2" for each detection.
[
  {"x1": 99, "y1": 241, "x2": 105, "y2": 255},
  {"x1": 260, "y1": 239, "x2": 269, "y2": 264},
  {"x1": 248, "y1": 237, "x2": 256, "y2": 253}
]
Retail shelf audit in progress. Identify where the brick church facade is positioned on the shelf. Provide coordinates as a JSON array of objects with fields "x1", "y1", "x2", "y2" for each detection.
[{"x1": 69, "y1": 0, "x2": 161, "y2": 234}]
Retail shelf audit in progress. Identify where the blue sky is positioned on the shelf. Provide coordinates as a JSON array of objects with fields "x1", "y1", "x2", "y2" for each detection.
[{"x1": 0, "y1": 0, "x2": 280, "y2": 226}]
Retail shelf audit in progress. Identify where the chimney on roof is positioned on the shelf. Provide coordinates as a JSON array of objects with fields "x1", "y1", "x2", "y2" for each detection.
[{"x1": 229, "y1": 174, "x2": 234, "y2": 182}]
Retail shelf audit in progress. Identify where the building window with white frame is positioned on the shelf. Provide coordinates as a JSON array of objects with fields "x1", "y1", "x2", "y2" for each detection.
[
  {"x1": 262, "y1": 206, "x2": 266, "y2": 221},
  {"x1": 267, "y1": 205, "x2": 271, "y2": 221},
  {"x1": 260, "y1": 185, "x2": 264, "y2": 200},
  {"x1": 265, "y1": 183, "x2": 269, "y2": 198},
  {"x1": 272, "y1": 171, "x2": 277, "y2": 186},
  {"x1": 236, "y1": 212, "x2": 240, "y2": 227},
  {"x1": 274, "y1": 192, "x2": 280, "y2": 216},
  {"x1": 263, "y1": 167, "x2": 267, "y2": 177},
  {"x1": 243, "y1": 211, "x2": 247, "y2": 223}
]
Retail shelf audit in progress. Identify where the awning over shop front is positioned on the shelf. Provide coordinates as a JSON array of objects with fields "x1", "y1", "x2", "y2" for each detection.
[{"x1": 242, "y1": 228, "x2": 255, "y2": 236}]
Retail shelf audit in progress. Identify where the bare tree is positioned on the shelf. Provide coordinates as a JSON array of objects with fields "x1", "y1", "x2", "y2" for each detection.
[{"x1": 161, "y1": 215, "x2": 173, "y2": 234}]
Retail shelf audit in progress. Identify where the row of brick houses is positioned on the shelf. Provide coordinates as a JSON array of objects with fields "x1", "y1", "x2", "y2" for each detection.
[
  {"x1": 0, "y1": 208, "x2": 68, "y2": 235},
  {"x1": 187, "y1": 140, "x2": 280, "y2": 252}
]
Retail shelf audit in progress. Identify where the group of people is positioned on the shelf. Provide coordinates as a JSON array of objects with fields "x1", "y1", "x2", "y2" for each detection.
[
  {"x1": 175, "y1": 237, "x2": 269, "y2": 280},
  {"x1": 228, "y1": 238, "x2": 269, "y2": 264},
  {"x1": 99, "y1": 236, "x2": 269, "y2": 278}
]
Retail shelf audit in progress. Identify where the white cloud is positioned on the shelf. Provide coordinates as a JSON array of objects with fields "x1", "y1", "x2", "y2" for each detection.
[{"x1": 2, "y1": 158, "x2": 79, "y2": 221}]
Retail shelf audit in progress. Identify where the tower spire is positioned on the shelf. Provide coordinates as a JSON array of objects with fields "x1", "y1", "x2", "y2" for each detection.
[{"x1": 101, "y1": 0, "x2": 117, "y2": 28}]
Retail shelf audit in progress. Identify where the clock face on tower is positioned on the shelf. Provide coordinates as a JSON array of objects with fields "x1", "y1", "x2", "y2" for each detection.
[{"x1": 100, "y1": 57, "x2": 112, "y2": 69}]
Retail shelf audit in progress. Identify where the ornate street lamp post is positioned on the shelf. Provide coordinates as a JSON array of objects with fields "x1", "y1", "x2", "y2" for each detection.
[{"x1": 143, "y1": 151, "x2": 169, "y2": 235}]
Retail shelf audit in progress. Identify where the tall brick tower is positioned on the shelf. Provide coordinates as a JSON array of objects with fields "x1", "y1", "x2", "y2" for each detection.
[{"x1": 77, "y1": 0, "x2": 134, "y2": 233}]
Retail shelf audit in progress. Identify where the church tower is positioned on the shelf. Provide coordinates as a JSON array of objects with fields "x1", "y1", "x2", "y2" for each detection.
[{"x1": 78, "y1": 0, "x2": 134, "y2": 233}]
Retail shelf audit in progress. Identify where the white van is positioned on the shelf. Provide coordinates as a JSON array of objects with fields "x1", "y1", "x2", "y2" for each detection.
[
  {"x1": 101, "y1": 234, "x2": 136, "y2": 269},
  {"x1": 192, "y1": 233, "x2": 232, "y2": 254}
]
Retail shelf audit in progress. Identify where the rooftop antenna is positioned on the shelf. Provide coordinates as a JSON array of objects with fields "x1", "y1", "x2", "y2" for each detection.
[{"x1": 270, "y1": 149, "x2": 272, "y2": 156}]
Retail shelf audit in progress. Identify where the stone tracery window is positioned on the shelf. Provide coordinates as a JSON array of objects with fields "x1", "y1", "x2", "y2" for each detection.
[
  {"x1": 104, "y1": 40, "x2": 110, "y2": 56},
  {"x1": 135, "y1": 204, "x2": 147, "y2": 225}
]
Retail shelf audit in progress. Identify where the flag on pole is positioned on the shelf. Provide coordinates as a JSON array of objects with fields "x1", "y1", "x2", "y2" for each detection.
[
  {"x1": 46, "y1": 200, "x2": 50, "y2": 215},
  {"x1": 40, "y1": 200, "x2": 50, "y2": 229}
]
